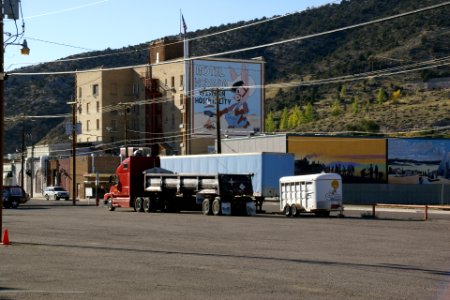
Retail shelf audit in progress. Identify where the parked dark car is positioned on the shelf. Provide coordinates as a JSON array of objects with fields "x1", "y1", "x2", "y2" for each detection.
[{"x1": 2, "y1": 186, "x2": 30, "y2": 209}]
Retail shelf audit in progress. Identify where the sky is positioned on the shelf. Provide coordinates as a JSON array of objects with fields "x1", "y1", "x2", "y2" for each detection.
[{"x1": 3, "y1": 0, "x2": 337, "y2": 71}]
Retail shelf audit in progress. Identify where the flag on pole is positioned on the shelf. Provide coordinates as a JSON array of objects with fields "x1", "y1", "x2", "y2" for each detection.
[{"x1": 182, "y1": 14, "x2": 187, "y2": 36}]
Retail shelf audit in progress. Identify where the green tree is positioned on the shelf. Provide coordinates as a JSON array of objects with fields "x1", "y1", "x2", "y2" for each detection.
[
  {"x1": 376, "y1": 88, "x2": 387, "y2": 104},
  {"x1": 330, "y1": 100, "x2": 342, "y2": 116},
  {"x1": 288, "y1": 106, "x2": 302, "y2": 129},
  {"x1": 265, "y1": 111, "x2": 276, "y2": 133},
  {"x1": 279, "y1": 107, "x2": 289, "y2": 131},
  {"x1": 303, "y1": 103, "x2": 316, "y2": 123},
  {"x1": 351, "y1": 96, "x2": 360, "y2": 115},
  {"x1": 339, "y1": 85, "x2": 347, "y2": 101}
]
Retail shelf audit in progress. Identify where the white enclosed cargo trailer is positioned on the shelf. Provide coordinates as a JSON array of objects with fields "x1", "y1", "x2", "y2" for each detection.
[{"x1": 280, "y1": 173, "x2": 344, "y2": 217}]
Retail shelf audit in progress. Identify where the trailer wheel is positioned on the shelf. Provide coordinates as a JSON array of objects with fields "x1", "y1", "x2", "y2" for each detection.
[
  {"x1": 212, "y1": 197, "x2": 222, "y2": 216},
  {"x1": 202, "y1": 198, "x2": 212, "y2": 215},
  {"x1": 290, "y1": 205, "x2": 298, "y2": 217},
  {"x1": 135, "y1": 198, "x2": 144, "y2": 212},
  {"x1": 283, "y1": 205, "x2": 291, "y2": 217},
  {"x1": 107, "y1": 198, "x2": 115, "y2": 211},
  {"x1": 143, "y1": 197, "x2": 154, "y2": 213}
]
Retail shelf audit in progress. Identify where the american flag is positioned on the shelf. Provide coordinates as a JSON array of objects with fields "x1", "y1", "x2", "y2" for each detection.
[{"x1": 182, "y1": 14, "x2": 187, "y2": 35}]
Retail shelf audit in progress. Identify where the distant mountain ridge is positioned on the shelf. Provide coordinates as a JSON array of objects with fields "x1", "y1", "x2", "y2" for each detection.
[{"x1": 5, "y1": 0, "x2": 450, "y2": 154}]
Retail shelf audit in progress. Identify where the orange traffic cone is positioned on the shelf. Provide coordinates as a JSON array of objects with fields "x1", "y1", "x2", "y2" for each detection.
[{"x1": 2, "y1": 228, "x2": 10, "y2": 245}]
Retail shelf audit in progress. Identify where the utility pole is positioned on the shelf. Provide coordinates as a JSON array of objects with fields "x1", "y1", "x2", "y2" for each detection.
[
  {"x1": 1, "y1": 1, "x2": 27, "y2": 241},
  {"x1": 124, "y1": 105, "x2": 128, "y2": 157},
  {"x1": 0, "y1": 7, "x2": 5, "y2": 243},
  {"x1": 20, "y1": 116, "x2": 25, "y2": 189},
  {"x1": 26, "y1": 132, "x2": 34, "y2": 198},
  {"x1": 72, "y1": 102, "x2": 76, "y2": 205},
  {"x1": 215, "y1": 89, "x2": 222, "y2": 154},
  {"x1": 67, "y1": 101, "x2": 77, "y2": 206}
]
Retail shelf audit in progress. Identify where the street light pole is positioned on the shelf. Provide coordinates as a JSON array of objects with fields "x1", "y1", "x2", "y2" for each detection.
[
  {"x1": 0, "y1": 15, "x2": 5, "y2": 243},
  {"x1": 1, "y1": 3, "x2": 29, "y2": 242}
]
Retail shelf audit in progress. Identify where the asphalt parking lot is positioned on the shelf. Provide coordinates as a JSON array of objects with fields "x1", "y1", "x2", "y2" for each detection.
[{"x1": 1, "y1": 199, "x2": 450, "y2": 300}]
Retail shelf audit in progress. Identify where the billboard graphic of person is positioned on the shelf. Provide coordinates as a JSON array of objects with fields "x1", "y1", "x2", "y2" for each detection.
[
  {"x1": 219, "y1": 65, "x2": 252, "y2": 128},
  {"x1": 192, "y1": 59, "x2": 263, "y2": 135}
]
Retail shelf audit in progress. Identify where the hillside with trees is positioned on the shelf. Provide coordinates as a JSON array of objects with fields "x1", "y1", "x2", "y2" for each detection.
[{"x1": 5, "y1": 0, "x2": 450, "y2": 154}]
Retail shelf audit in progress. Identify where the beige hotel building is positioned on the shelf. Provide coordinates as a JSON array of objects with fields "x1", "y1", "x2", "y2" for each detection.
[{"x1": 76, "y1": 39, "x2": 264, "y2": 155}]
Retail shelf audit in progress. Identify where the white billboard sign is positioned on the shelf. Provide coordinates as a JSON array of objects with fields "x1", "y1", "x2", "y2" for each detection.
[{"x1": 191, "y1": 59, "x2": 263, "y2": 135}]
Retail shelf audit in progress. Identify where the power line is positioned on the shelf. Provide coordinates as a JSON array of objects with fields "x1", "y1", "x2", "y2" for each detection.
[
  {"x1": 25, "y1": 37, "x2": 96, "y2": 51},
  {"x1": 5, "y1": 53, "x2": 450, "y2": 123},
  {"x1": 9, "y1": 1, "x2": 450, "y2": 77},
  {"x1": 24, "y1": 0, "x2": 110, "y2": 20}
]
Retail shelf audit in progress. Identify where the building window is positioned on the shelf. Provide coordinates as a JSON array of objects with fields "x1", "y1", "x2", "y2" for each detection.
[
  {"x1": 96, "y1": 119, "x2": 100, "y2": 130},
  {"x1": 92, "y1": 84, "x2": 99, "y2": 96},
  {"x1": 86, "y1": 103, "x2": 90, "y2": 114},
  {"x1": 171, "y1": 76, "x2": 175, "y2": 88},
  {"x1": 133, "y1": 83, "x2": 140, "y2": 96},
  {"x1": 179, "y1": 75, "x2": 184, "y2": 86},
  {"x1": 86, "y1": 120, "x2": 90, "y2": 132},
  {"x1": 78, "y1": 87, "x2": 82, "y2": 98},
  {"x1": 96, "y1": 101, "x2": 100, "y2": 113}
]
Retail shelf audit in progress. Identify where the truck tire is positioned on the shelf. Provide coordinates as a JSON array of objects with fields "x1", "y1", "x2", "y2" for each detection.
[
  {"x1": 202, "y1": 198, "x2": 212, "y2": 215},
  {"x1": 212, "y1": 197, "x2": 221, "y2": 216},
  {"x1": 290, "y1": 205, "x2": 298, "y2": 217},
  {"x1": 143, "y1": 197, "x2": 154, "y2": 213},
  {"x1": 283, "y1": 205, "x2": 291, "y2": 217},
  {"x1": 107, "y1": 198, "x2": 115, "y2": 211},
  {"x1": 135, "y1": 198, "x2": 144, "y2": 212}
]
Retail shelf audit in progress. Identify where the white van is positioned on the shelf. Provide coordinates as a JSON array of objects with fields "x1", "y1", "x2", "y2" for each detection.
[{"x1": 280, "y1": 173, "x2": 343, "y2": 217}]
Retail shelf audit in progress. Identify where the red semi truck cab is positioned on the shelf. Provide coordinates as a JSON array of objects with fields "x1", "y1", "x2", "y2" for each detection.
[{"x1": 104, "y1": 156, "x2": 160, "y2": 210}]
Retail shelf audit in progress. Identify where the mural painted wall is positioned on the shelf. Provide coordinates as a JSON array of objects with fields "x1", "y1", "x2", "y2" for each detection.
[
  {"x1": 388, "y1": 138, "x2": 450, "y2": 184},
  {"x1": 190, "y1": 59, "x2": 263, "y2": 136},
  {"x1": 287, "y1": 136, "x2": 387, "y2": 183}
]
